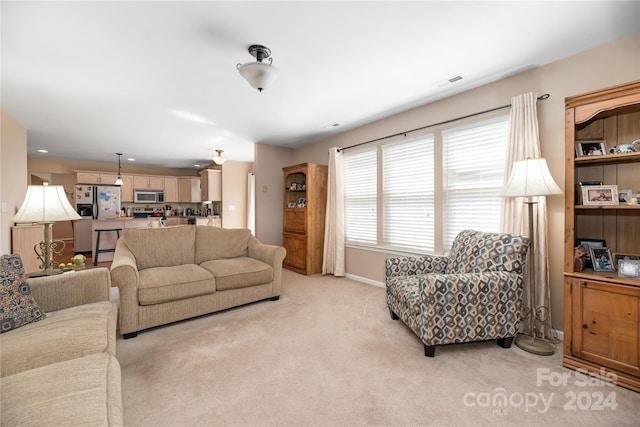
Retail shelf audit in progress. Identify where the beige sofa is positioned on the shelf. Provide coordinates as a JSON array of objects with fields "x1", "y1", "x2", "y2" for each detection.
[
  {"x1": 0, "y1": 255, "x2": 123, "y2": 426},
  {"x1": 110, "y1": 225, "x2": 286, "y2": 338}
]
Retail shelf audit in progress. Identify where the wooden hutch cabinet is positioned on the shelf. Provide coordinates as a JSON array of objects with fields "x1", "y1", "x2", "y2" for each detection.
[
  {"x1": 563, "y1": 80, "x2": 640, "y2": 392},
  {"x1": 282, "y1": 163, "x2": 328, "y2": 275}
]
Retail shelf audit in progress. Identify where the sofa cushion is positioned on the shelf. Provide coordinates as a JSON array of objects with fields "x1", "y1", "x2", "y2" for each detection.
[
  {"x1": 200, "y1": 257, "x2": 273, "y2": 291},
  {"x1": 123, "y1": 225, "x2": 196, "y2": 270},
  {"x1": 195, "y1": 226, "x2": 251, "y2": 264},
  {"x1": 0, "y1": 301, "x2": 116, "y2": 377},
  {"x1": 138, "y1": 264, "x2": 215, "y2": 305},
  {"x1": 0, "y1": 275, "x2": 46, "y2": 334},
  {"x1": 1, "y1": 352, "x2": 123, "y2": 426}
]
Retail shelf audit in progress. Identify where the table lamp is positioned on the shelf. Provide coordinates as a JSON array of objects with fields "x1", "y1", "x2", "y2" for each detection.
[
  {"x1": 501, "y1": 158, "x2": 563, "y2": 355},
  {"x1": 12, "y1": 183, "x2": 81, "y2": 276}
]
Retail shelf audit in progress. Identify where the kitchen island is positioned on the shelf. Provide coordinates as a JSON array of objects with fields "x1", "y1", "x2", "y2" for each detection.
[{"x1": 91, "y1": 218, "x2": 149, "y2": 262}]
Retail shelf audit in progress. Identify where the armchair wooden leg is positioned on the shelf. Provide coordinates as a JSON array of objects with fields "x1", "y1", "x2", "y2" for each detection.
[
  {"x1": 497, "y1": 337, "x2": 514, "y2": 348},
  {"x1": 424, "y1": 345, "x2": 435, "y2": 357},
  {"x1": 389, "y1": 309, "x2": 399, "y2": 320}
]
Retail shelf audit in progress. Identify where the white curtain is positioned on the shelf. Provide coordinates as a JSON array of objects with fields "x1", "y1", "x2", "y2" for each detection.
[
  {"x1": 501, "y1": 92, "x2": 557, "y2": 343},
  {"x1": 322, "y1": 147, "x2": 345, "y2": 276},
  {"x1": 247, "y1": 173, "x2": 255, "y2": 235}
]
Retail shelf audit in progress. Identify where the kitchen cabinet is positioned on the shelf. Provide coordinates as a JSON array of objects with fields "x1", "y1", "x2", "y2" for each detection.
[
  {"x1": 563, "y1": 80, "x2": 640, "y2": 392},
  {"x1": 178, "y1": 177, "x2": 202, "y2": 203},
  {"x1": 133, "y1": 175, "x2": 164, "y2": 190},
  {"x1": 120, "y1": 174, "x2": 134, "y2": 202},
  {"x1": 76, "y1": 171, "x2": 119, "y2": 185},
  {"x1": 199, "y1": 169, "x2": 222, "y2": 202},
  {"x1": 11, "y1": 224, "x2": 44, "y2": 274},
  {"x1": 164, "y1": 177, "x2": 179, "y2": 203},
  {"x1": 282, "y1": 163, "x2": 328, "y2": 275}
]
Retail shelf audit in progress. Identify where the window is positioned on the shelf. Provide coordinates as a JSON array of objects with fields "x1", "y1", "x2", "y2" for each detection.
[
  {"x1": 343, "y1": 114, "x2": 509, "y2": 254},
  {"x1": 443, "y1": 116, "x2": 509, "y2": 248},
  {"x1": 344, "y1": 148, "x2": 377, "y2": 244},
  {"x1": 383, "y1": 137, "x2": 434, "y2": 252}
]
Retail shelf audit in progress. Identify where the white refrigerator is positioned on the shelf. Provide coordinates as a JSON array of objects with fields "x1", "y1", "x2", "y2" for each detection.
[
  {"x1": 74, "y1": 185, "x2": 121, "y2": 253},
  {"x1": 75, "y1": 185, "x2": 121, "y2": 219}
]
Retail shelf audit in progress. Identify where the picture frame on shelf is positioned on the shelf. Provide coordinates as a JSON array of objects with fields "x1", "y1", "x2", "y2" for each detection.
[
  {"x1": 575, "y1": 140, "x2": 607, "y2": 157},
  {"x1": 618, "y1": 189, "x2": 633, "y2": 204},
  {"x1": 575, "y1": 180, "x2": 602, "y2": 204},
  {"x1": 618, "y1": 259, "x2": 640, "y2": 278},
  {"x1": 581, "y1": 185, "x2": 618, "y2": 206},
  {"x1": 575, "y1": 238, "x2": 606, "y2": 269},
  {"x1": 613, "y1": 252, "x2": 640, "y2": 268},
  {"x1": 589, "y1": 246, "x2": 615, "y2": 272}
]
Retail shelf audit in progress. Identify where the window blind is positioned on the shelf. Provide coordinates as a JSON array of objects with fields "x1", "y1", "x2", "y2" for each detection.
[
  {"x1": 442, "y1": 115, "x2": 509, "y2": 248},
  {"x1": 382, "y1": 136, "x2": 435, "y2": 251},
  {"x1": 344, "y1": 148, "x2": 377, "y2": 245}
]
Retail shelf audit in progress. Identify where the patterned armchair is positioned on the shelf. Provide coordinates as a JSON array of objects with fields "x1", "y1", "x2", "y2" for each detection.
[{"x1": 386, "y1": 230, "x2": 530, "y2": 357}]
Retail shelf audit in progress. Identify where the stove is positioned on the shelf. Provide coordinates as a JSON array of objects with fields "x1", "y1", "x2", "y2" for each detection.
[{"x1": 132, "y1": 207, "x2": 164, "y2": 218}]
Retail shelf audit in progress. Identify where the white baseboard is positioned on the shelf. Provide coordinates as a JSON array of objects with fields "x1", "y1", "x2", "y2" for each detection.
[
  {"x1": 345, "y1": 273, "x2": 385, "y2": 288},
  {"x1": 554, "y1": 329, "x2": 564, "y2": 342}
]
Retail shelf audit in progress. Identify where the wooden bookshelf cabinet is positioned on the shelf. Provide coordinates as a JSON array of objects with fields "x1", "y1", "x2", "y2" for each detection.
[
  {"x1": 282, "y1": 163, "x2": 328, "y2": 275},
  {"x1": 563, "y1": 80, "x2": 640, "y2": 392}
]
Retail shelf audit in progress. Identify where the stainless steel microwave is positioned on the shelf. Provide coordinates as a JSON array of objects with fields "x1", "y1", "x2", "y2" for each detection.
[{"x1": 134, "y1": 190, "x2": 164, "y2": 203}]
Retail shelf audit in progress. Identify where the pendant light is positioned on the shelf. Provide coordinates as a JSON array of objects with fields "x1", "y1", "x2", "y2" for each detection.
[
  {"x1": 212, "y1": 149, "x2": 226, "y2": 165},
  {"x1": 237, "y1": 44, "x2": 278, "y2": 92},
  {"x1": 114, "y1": 153, "x2": 124, "y2": 185}
]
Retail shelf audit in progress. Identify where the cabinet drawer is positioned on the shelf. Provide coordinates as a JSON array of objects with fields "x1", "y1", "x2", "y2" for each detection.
[
  {"x1": 571, "y1": 278, "x2": 640, "y2": 376},
  {"x1": 283, "y1": 233, "x2": 306, "y2": 270},
  {"x1": 284, "y1": 209, "x2": 306, "y2": 233}
]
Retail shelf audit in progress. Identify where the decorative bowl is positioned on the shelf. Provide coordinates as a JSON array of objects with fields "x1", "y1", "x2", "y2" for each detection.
[{"x1": 614, "y1": 144, "x2": 636, "y2": 153}]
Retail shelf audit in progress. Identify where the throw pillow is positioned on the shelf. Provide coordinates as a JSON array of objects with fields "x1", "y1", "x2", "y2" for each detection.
[{"x1": 0, "y1": 275, "x2": 46, "y2": 333}]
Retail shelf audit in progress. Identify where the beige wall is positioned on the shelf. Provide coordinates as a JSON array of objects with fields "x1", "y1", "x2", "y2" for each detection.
[
  {"x1": 28, "y1": 156, "x2": 200, "y2": 177},
  {"x1": 221, "y1": 160, "x2": 253, "y2": 229},
  {"x1": 290, "y1": 32, "x2": 640, "y2": 330},
  {"x1": 254, "y1": 144, "x2": 294, "y2": 245},
  {"x1": 1, "y1": 109, "x2": 28, "y2": 254}
]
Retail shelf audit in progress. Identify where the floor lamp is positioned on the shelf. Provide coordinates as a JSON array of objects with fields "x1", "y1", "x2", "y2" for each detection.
[
  {"x1": 501, "y1": 158, "x2": 563, "y2": 355},
  {"x1": 12, "y1": 183, "x2": 81, "y2": 277}
]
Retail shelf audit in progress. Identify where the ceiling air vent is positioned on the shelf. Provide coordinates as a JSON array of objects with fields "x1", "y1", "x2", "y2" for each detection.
[{"x1": 434, "y1": 75, "x2": 463, "y2": 88}]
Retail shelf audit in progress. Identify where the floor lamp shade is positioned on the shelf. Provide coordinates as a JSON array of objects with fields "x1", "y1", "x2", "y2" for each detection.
[
  {"x1": 502, "y1": 158, "x2": 563, "y2": 198},
  {"x1": 12, "y1": 185, "x2": 81, "y2": 223},
  {"x1": 12, "y1": 184, "x2": 81, "y2": 276},
  {"x1": 501, "y1": 158, "x2": 562, "y2": 355}
]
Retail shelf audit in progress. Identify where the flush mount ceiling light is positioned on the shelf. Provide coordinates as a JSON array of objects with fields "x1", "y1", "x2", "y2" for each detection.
[
  {"x1": 212, "y1": 149, "x2": 226, "y2": 165},
  {"x1": 237, "y1": 44, "x2": 278, "y2": 92},
  {"x1": 114, "y1": 153, "x2": 124, "y2": 185}
]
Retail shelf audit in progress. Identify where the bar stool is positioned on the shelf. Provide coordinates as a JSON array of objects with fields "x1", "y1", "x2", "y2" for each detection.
[{"x1": 94, "y1": 228, "x2": 122, "y2": 265}]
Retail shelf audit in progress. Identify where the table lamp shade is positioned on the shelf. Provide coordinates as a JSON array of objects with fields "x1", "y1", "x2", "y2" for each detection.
[
  {"x1": 501, "y1": 158, "x2": 563, "y2": 197},
  {"x1": 12, "y1": 185, "x2": 81, "y2": 223}
]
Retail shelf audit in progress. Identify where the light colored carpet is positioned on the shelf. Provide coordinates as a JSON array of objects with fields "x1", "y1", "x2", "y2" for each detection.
[{"x1": 116, "y1": 270, "x2": 639, "y2": 426}]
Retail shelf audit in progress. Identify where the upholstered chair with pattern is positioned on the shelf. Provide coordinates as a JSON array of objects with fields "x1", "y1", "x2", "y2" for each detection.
[{"x1": 386, "y1": 229, "x2": 530, "y2": 357}]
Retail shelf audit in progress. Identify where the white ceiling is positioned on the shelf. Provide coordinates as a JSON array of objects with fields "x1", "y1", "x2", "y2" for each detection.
[{"x1": 2, "y1": 1, "x2": 639, "y2": 169}]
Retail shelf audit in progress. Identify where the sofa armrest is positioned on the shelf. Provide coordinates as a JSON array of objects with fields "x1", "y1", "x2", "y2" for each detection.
[
  {"x1": 247, "y1": 236, "x2": 286, "y2": 297},
  {"x1": 248, "y1": 236, "x2": 286, "y2": 267},
  {"x1": 418, "y1": 271, "x2": 524, "y2": 345},
  {"x1": 27, "y1": 268, "x2": 111, "y2": 313},
  {"x1": 385, "y1": 255, "x2": 448, "y2": 280},
  {"x1": 109, "y1": 239, "x2": 140, "y2": 335}
]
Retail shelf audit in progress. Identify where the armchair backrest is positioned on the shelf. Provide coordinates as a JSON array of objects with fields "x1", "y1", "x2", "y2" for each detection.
[{"x1": 446, "y1": 230, "x2": 529, "y2": 275}]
